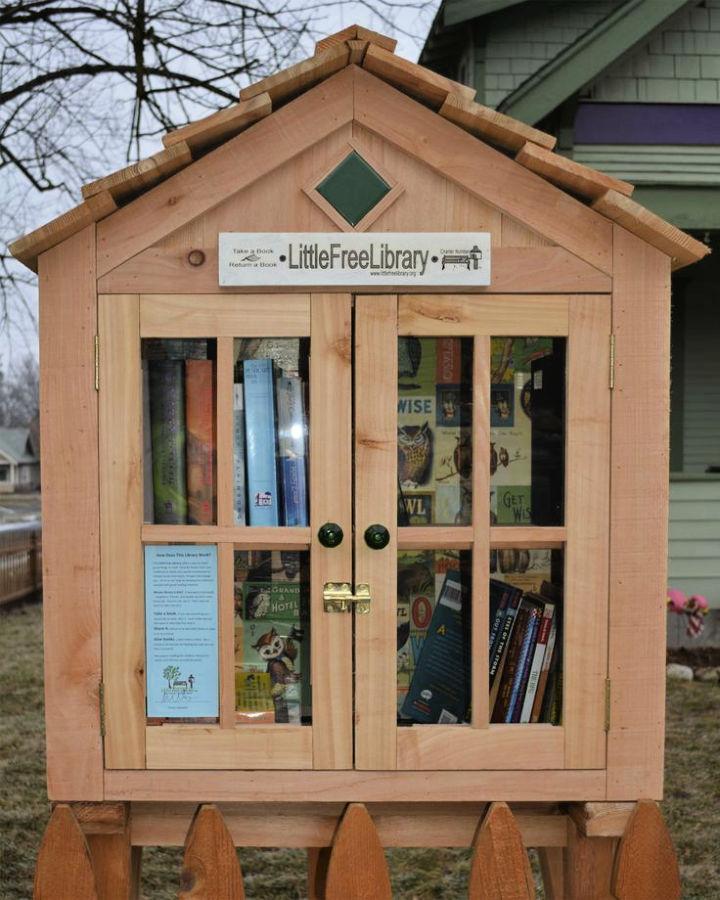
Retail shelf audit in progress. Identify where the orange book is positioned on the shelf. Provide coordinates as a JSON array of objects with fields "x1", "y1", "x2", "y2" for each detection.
[{"x1": 185, "y1": 359, "x2": 215, "y2": 525}]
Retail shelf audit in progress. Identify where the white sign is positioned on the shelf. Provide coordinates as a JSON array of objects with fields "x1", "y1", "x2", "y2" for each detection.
[{"x1": 219, "y1": 233, "x2": 491, "y2": 286}]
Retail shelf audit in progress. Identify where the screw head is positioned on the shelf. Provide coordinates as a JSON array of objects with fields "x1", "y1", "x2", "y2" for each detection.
[
  {"x1": 364, "y1": 524, "x2": 390, "y2": 550},
  {"x1": 318, "y1": 522, "x2": 343, "y2": 548}
]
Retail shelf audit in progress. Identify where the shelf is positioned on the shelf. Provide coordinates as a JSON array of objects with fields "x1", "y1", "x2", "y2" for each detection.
[{"x1": 141, "y1": 525, "x2": 312, "y2": 549}]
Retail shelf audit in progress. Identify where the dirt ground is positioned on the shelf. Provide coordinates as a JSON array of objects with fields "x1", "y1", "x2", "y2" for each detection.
[{"x1": 1, "y1": 600, "x2": 718, "y2": 899}]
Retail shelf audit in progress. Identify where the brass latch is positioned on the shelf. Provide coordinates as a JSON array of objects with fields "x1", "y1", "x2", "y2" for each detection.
[{"x1": 323, "y1": 582, "x2": 371, "y2": 614}]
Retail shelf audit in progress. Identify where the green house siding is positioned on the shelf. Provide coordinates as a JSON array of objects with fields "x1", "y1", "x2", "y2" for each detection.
[
  {"x1": 669, "y1": 477, "x2": 720, "y2": 606},
  {"x1": 589, "y1": 1, "x2": 720, "y2": 103}
]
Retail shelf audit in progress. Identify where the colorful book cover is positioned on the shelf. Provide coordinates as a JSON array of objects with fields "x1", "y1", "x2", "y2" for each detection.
[
  {"x1": 235, "y1": 671, "x2": 275, "y2": 723},
  {"x1": 276, "y1": 373, "x2": 308, "y2": 526},
  {"x1": 400, "y1": 570, "x2": 470, "y2": 724},
  {"x1": 233, "y1": 383, "x2": 246, "y2": 525},
  {"x1": 185, "y1": 359, "x2": 215, "y2": 525},
  {"x1": 243, "y1": 358, "x2": 279, "y2": 526},
  {"x1": 148, "y1": 359, "x2": 187, "y2": 524},
  {"x1": 490, "y1": 337, "x2": 553, "y2": 525},
  {"x1": 234, "y1": 550, "x2": 310, "y2": 722},
  {"x1": 397, "y1": 550, "x2": 460, "y2": 714},
  {"x1": 398, "y1": 338, "x2": 471, "y2": 526},
  {"x1": 507, "y1": 599, "x2": 543, "y2": 722},
  {"x1": 491, "y1": 548, "x2": 553, "y2": 595},
  {"x1": 520, "y1": 599, "x2": 555, "y2": 723}
]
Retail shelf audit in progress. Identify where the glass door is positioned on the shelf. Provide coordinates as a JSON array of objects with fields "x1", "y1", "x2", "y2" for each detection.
[
  {"x1": 99, "y1": 292, "x2": 353, "y2": 770},
  {"x1": 354, "y1": 294, "x2": 610, "y2": 771}
]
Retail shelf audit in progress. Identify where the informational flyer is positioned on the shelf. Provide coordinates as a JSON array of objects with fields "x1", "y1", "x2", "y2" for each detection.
[{"x1": 145, "y1": 544, "x2": 219, "y2": 718}]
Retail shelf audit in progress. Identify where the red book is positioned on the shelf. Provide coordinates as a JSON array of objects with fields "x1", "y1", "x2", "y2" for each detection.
[{"x1": 185, "y1": 359, "x2": 215, "y2": 525}]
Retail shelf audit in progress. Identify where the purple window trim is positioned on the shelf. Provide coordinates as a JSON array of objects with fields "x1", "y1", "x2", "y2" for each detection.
[{"x1": 574, "y1": 102, "x2": 720, "y2": 146}]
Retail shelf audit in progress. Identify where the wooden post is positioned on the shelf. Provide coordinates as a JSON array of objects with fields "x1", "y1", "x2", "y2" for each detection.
[
  {"x1": 538, "y1": 847, "x2": 565, "y2": 899},
  {"x1": 611, "y1": 801, "x2": 681, "y2": 900},
  {"x1": 563, "y1": 819, "x2": 616, "y2": 900},
  {"x1": 468, "y1": 802, "x2": 535, "y2": 899},
  {"x1": 33, "y1": 804, "x2": 98, "y2": 900},
  {"x1": 81, "y1": 803, "x2": 141, "y2": 900},
  {"x1": 308, "y1": 847, "x2": 331, "y2": 900},
  {"x1": 324, "y1": 803, "x2": 391, "y2": 900},
  {"x1": 179, "y1": 804, "x2": 244, "y2": 899}
]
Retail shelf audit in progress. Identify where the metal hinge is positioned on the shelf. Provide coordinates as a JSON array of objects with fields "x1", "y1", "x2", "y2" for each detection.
[
  {"x1": 604, "y1": 678, "x2": 611, "y2": 732},
  {"x1": 609, "y1": 334, "x2": 615, "y2": 390},
  {"x1": 94, "y1": 335, "x2": 100, "y2": 391},
  {"x1": 99, "y1": 681, "x2": 106, "y2": 737}
]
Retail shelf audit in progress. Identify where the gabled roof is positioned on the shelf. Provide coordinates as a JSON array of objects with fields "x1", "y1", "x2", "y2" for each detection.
[
  {"x1": 9, "y1": 24, "x2": 708, "y2": 272},
  {"x1": 0, "y1": 428, "x2": 37, "y2": 464}
]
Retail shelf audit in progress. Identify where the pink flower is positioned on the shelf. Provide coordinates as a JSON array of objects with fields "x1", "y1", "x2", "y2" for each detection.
[
  {"x1": 687, "y1": 594, "x2": 709, "y2": 614},
  {"x1": 667, "y1": 587, "x2": 687, "y2": 613}
]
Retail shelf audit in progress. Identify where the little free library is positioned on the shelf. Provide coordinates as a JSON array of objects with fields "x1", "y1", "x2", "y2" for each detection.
[{"x1": 12, "y1": 24, "x2": 707, "y2": 900}]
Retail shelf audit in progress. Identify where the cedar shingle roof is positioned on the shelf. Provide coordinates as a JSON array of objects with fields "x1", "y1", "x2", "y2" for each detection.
[{"x1": 9, "y1": 24, "x2": 709, "y2": 273}]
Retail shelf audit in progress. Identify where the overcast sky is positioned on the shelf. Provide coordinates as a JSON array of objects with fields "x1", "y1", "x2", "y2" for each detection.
[{"x1": 1, "y1": 2, "x2": 441, "y2": 367}]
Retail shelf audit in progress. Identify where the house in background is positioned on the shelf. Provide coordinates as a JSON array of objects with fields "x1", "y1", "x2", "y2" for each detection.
[
  {"x1": 422, "y1": 0, "x2": 720, "y2": 634},
  {"x1": 0, "y1": 427, "x2": 40, "y2": 493}
]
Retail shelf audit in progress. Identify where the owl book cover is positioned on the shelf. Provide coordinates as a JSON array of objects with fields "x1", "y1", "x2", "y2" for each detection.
[
  {"x1": 398, "y1": 337, "x2": 472, "y2": 526},
  {"x1": 234, "y1": 550, "x2": 310, "y2": 723}
]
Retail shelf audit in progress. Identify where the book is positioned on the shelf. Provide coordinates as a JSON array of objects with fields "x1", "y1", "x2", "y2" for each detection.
[
  {"x1": 400, "y1": 570, "x2": 470, "y2": 724},
  {"x1": 142, "y1": 360, "x2": 153, "y2": 523},
  {"x1": 520, "y1": 599, "x2": 556, "y2": 723},
  {"x1": 276, "y1": 373, "x2": 308, "y2": 526},
  {"x1": 488, "y1": 583, "x2": 523, "y2": 713},
  {"x1": 235, "y1": 671, "x2": 275, "y2": 724},
  {"x1": 491, "y1": 600, "x2": 531, "y2": 722},
  {"x1": 185, "y1": 359, "x2": 215, "y2": 525},
  {"x1": 397, "y1": 550, "x2": 460, "y2": 715},
  {"x1": 488, "y1": 578, "x2": 511, "y2": 655},
  {"x1": 531, "y1": 612, "x2": 559, "y2": 723},
  {"x1": 507, "y1": 598, "x2": 543, "y2": 722},
  {"x1": 233, "y1": 384, "x2": 246, "y2": 525},
  {"x1": 148, "y1": 359, "x2": 187, "y2": 524},
  {"x1": 234, "y1": 550, "x2": 310, "y2": 722},
  {"x1": 243, "y1": 358, "x2": 280, "y2": 526}
]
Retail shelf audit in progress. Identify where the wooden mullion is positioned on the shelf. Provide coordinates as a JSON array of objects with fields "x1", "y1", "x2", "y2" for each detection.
[
  {"x1": 472, "y1": 335, "x2": 491, "y2": 729},
  {"x1": 218, "y1": 542, "x2": 235, "y2": 728},
  {"x1": 141, "y1": 525, "x2": 311, "y2": 548},
  {"x1": 490, "y1": 526, "x2": 567, "y2": 549},
  {"x1": 397, "y1": 526, "x2": 473, "y2": 550}
]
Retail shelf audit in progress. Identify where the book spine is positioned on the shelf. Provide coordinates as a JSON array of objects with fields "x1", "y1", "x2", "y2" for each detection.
[
  {"x1": 233, "y1": 384, "x2": 246, "y2": 525},
  {"x1": 243, "y1": 359, "x2": 279, "y2": 526},
  {"x1": 531, "y1": 615, "x2": 559, "y2": 723},
  {"x1": 488, "y1": 585, "x2": 509, "y2": 656},
  {"x1": 276, "y1": 375, "x2": 308, "y2": 526},
  {"x1": 520, "y1": 603, "x2": 555, "y2": 723},
  {"x1": 148, "y1": 360, "x2": 187, "y2": 524},
  {"x1": 185, "y1": 359, "x2": 215, "y2": 525},
  {"x1": 508, "y1": 605, "x2": 542, "y2": 723},
  {"x1": 489, "y1": 588, "x2": 521, "y2": 690},
  {"x1": 491, "y1": 605, "x2": 529, "y2": 722},
  {"x1": 142, "y1": 360, "x2": 153, "y2": 523}
]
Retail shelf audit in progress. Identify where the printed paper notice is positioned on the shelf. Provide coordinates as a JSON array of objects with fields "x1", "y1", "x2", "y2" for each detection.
[{"x1": 145, "y1": 544, "x2": 219, "y2": 718}]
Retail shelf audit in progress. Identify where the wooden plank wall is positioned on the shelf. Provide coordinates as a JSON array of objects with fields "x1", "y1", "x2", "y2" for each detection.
[{"x1": 39, "y1": 226, "x2": 104, "y2": 799}]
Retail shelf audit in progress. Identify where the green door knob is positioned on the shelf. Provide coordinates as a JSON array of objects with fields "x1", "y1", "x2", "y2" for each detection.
[
  {"x1": 318, "y1": 522, "x2": 344, "y2": 548},
  {"x1": 364, "y1": 524, "x2": 390, "y2": 550}
]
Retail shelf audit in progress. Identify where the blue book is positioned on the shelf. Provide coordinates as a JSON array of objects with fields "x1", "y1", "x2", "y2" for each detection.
[
  {"x1": 276, "y1": 374, "x2": 309, "y2": 526},
  {"x1": 505, "y1": 600, "x2": 542, "y2": 723},
  {"x1": 243, "y1": 359, "x2": 279, "y2": 526}
]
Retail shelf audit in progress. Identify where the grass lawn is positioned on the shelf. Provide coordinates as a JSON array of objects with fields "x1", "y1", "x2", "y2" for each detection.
[{"x1": 1, "y1": 600, "x2": 718, "y2": 898}]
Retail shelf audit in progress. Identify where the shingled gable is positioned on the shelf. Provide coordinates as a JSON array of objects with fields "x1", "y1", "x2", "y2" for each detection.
[{"x1": 9, "y1": 23, "x2": 709, "y2": 273}]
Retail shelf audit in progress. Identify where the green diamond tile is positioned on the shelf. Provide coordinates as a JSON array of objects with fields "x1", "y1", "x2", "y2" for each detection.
[{"x1": 316, "y1": 151, "x2": 391, "y2": 226}]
